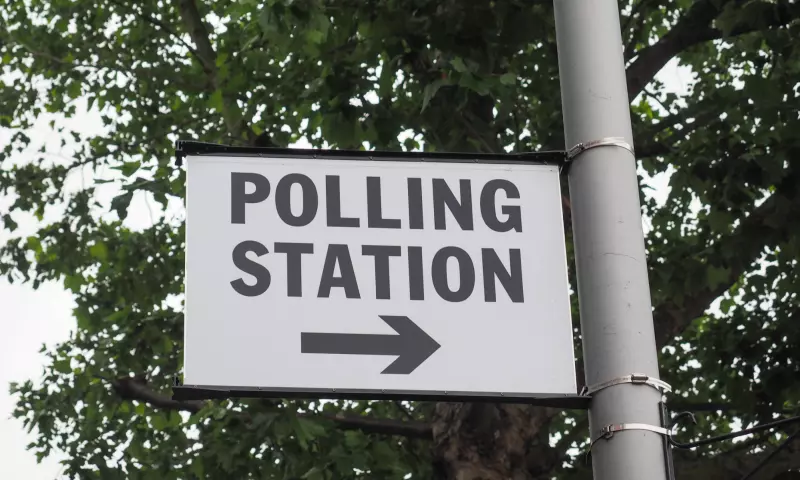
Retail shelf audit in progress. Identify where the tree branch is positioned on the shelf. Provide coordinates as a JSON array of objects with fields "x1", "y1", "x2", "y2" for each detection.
[
  {"x1": 652, "y1": 179, "x2": 800, "y2": 348},
  {"x1": 108, "y1": 376, "x2": 432, "y2": 439},
  {"x1": 321, "y1": 413, "x2": 431, "y2": 439},
  {"x1": 622, "y1": 0, "x2": 660, "y2": 60},
  {"x1": 106, "y1": 0, "x2": 202, "y2": 63},
  {"x1": 173, "y1": 0, "x2": 255, "y2": 143},
  {"x1": 636, "y1": 108, "x2": 721, "y2": 158},
  {"x1": 112, "y1": 376, "x2": 206, "y2": 413},
  {"x1": 4, "y1": 33, "x2": 206, "y2": 92},
  {"x1": 626, "y1": 0, "x2": 727, "y2": 100},
  {"x1": 625, "y1": 0, "x2": 800, "y2": 100},
  {"x1": 172, "y1": 0, "x2": 216, "y2": 71}
]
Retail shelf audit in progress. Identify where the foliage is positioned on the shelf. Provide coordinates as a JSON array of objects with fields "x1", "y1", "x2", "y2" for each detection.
[{"x1": 1, "y1": 0, "x2": 800, "y2": 478}]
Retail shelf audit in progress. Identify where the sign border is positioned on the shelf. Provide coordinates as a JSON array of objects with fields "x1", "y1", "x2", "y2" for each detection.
[
  {"x1": 175, "y1": 140, "x2": 567, "y2": 167},
  {"x1": 172, "y1": 384, "x2": 589, "y2": 409},
  {"x1": 175, "y1": 140, "x2": 581, "y2": 408}
]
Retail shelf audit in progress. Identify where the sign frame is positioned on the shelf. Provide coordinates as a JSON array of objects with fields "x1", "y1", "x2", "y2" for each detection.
[{"x1": 172, "y1": 140, "x2": 587, "y2": 409}]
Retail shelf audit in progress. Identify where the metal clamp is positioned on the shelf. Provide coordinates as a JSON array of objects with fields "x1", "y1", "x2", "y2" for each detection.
[
  {"x1": 566, "y1": 136, "x2": 634, "y2": 161},
  {"x1": 562, "y1": 136, "x2": 635, "y2": 175},
  {"x1": 584, "y1": 402, "x2": 677, "y2": 479},
  {"x1": 581, "y1": 373, "x2": 672, "y2": 397},
  {"x1": 590, "y1": 422, "x2": 672, "y2": 450}
]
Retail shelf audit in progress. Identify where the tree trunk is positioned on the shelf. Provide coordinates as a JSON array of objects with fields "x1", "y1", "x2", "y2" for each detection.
[{"x1": 431, "y1": 403, "x2": 560, "y2": 479}]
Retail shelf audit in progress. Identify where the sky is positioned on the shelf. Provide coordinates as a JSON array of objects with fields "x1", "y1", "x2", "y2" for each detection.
[
  {"x1": 0, "y1": 56, "x2": 692, "y2": 479},
  {"x1": 0, "y1": 121, "x2": 78, "y2": 476}
]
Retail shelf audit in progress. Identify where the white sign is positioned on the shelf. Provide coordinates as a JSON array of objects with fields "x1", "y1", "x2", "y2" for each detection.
[{"x1": 183, "y1": 152, "x2": 576, "y2": 398}]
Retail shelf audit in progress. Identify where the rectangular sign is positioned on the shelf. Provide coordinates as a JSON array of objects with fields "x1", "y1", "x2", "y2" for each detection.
[{"x1": 183, "y1": 150, "x2": 576, "y2": 399}]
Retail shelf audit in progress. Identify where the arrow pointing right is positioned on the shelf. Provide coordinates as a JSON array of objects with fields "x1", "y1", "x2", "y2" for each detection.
[{"x1": 300, "y1": 315, "x2": 441, "y2": 374}]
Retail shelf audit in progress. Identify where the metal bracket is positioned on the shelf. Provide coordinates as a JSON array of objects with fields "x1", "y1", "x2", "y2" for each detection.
[
  {"x1": 590, "y1": 422, "x2": 672, "y2": 451},
  {"x1": 581, "y1": 373, "x2": 672, "y2": 397},
  {"x1": 566, "y1": 136, "x2": 634, "y2": 160},
  {"x1": 562, "y1": 136, "x2": 635, "y2": 174},
  {"x1": 581, "y1": 374, "x2": 675, "y2": 474},
  {"x1": 583, "y1": 401, "x2": 677, "y2": 480}
]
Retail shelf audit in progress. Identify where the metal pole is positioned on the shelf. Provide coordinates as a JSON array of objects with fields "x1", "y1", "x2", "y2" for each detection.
[{"x1": 553, "y1": 1, "x2": 671, "y2": 479}]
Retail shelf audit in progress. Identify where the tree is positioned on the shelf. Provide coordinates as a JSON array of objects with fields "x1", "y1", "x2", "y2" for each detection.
[{"x1": 2, "y1": 0, "x2": 799, "y2": 478}]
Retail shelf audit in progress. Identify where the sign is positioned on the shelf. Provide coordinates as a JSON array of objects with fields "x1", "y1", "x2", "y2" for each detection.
[{"x1": 182, "y1": 147, "x2": 576, "y2": 400}]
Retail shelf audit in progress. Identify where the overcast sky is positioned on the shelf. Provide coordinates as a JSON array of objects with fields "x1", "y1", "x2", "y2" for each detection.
[
  {"x1": 0, "y1": 114, "x2": 80, "y2": 477},
  {"x1": 0, "y1": 58, "x2": 691, "y2": 478}
]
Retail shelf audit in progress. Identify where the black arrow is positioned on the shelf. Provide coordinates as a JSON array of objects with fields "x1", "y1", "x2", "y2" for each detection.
[{"x1": 300, "y1": 315, "x2": 441, "y2": 374}]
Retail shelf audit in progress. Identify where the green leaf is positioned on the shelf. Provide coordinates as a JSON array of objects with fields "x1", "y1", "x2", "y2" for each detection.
[
  {"x1": 67, "y1": 81, "x2": 81, "y2": 100},
  {"x1": 499, "y1": 73, "x2": 517, "y2": 85},
  {"x1": 720, "y1": 296, "x2": 735, "y2": 315},
  {"x1": 75, "y1": 308, "x2": 91, "y2": 330},
  {"x1": 63, "y1": 275, "x2": 84, "y2": 293},
  {"x1": 209, "y1": 90, "x2": 224, "y2": 112},
  {"x1": 458, "y1": 74, "x2": 490, "y2": 96},
  {"x1": 302, "y1": 466, "x2": 325, "y2": 480},
  {"x1": 707, "y1": 210, "x2": 733, "y2": 232},
  {"x1": 103, "y1": 308, "x2": 130, "y2": 324},
  {"x1": 343, "y1": 430, "x2": 362, "y2": 449},
  {"x1": 110, "y1": 191, "x2": 134, "y2": 220},
  {"x1": 116, "y1": 161, "x2": 141, "y2": 178},
  {"x1": 162, "y1": 336, "x2": 174, "y2": 355},
  {"x1": 378, "y1": 56, "x2": 398, "y2": 97},
  {"x1": 2, "y1": 214, "x2": 18, "y2": 231},
  {"x1": 89, "y1": 242, "x2": 109, "y2": 261},
  {"x1": 371, "y1": 441, "x2": 397, "y2": 465},
  {"x1": 151, "y1": 413, "x2": 167, "y2": 430},
  {"x1": 253, "y1": 412, "x2": 279, "y2": 429},
  {"x1": 258, "y1": 8, "x2": 279, "y2": 35},
  {"x1": 297, "y1": 417, "x2": 327, "y2": 438},
  {"x1": 289, "y1": 415, "x2": 328, "y2": 450},
  {"x1": 306, "y1": 29, "x2": 325, "y2": 44},
  {"x1": 26, "y1": 236, "x2": 42, "y2": 253},
  {"x1": 403, "y1": 137, "x2": 419, "y2": 151},
  {"x1": 53, "y1": 358, "x2": 71, "y2": 374},
  {"x1": 190, "y1": 459, "x2": 204, "y2": 479},
  {"x1": 451, "y1": 57, "x2": 468, "y2": 73},
  {"x1": 706, "y1": 265, "x2": 731, "y2": 290},
  {"x1": 422, "y1": 80, "x2": 443, "y2": 112}
]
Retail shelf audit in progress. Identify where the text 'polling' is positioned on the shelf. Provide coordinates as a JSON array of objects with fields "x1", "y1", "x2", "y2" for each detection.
[{"x1": 228, "y1": 172, "x2": 526, "y2": 303}]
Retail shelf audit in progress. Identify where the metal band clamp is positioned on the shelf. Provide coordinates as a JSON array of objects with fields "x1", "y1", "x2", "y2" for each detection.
[
  {"x1": 566, "y1": 136, "x2": 634, "y2": 161},
  {"x1": 581, "y1": 373, "x2": 672, "y2": 397},
  {"x1": 590, "y1": 422, "x2": 672, "y2": 451}
]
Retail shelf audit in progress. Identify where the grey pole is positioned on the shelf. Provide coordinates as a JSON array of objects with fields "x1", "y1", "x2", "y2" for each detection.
[{"x1": 553, "y1": 1, "x2": 671, "y2": 479}]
